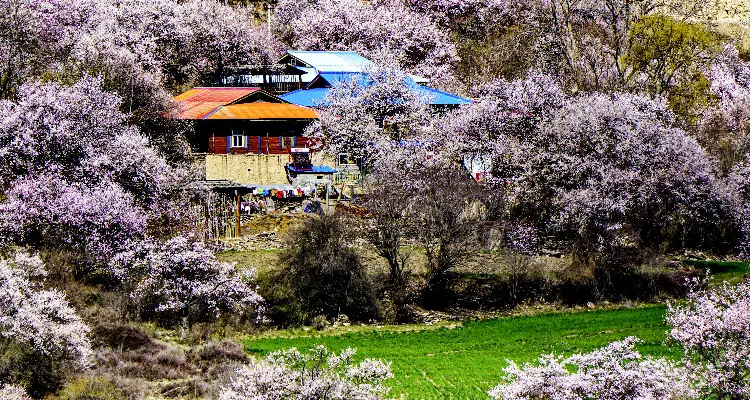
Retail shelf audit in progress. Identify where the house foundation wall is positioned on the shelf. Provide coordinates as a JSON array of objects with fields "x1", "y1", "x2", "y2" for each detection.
[{"x1": 204, "y1": 153, "x2": 335, "y2": 185}]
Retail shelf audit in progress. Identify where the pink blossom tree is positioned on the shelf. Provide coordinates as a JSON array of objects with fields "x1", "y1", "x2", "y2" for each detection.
[
  {"x1": 699, "y1": 44, "x2": 750, "y2": 175},
  {"x1": 0, "y1": 176, "x2": 146, "y2": 263},
  {"x1": 0, "y1": 0, "x2": 95, "y2": 98},
  {"x1": 0, "y1": 76, "x2": 199, "y2": 268},
  {"x1": 439, "y1": 74, "x2": 733, "y2": 253},
  {"x1": 0, "y1": 251, "x2": 92, "y2": 396},
  {"x1": 667, "y1": 279, "x2": 750, "y2": 398},
  {"x1": 273, "y1": 0, "x2": 458, "y2": 87},
  {"x1": 112, "y1": 236, "x2": 263, "y2": 327},
  {"x1": 305, "y1": 65, "x2": 432, "y2": 171},
  {"x1": 489, "y1": 337, "x2": 703, "y2": 399},
  {"x1": 728, "y1": 158, "x2": 750, "y2": 254},
  {"x1": 219, "y1": 345, "x2": 393, "y2": 400}
]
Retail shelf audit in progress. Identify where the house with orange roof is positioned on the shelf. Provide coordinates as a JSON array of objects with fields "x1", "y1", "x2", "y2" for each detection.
[{"x1": 173, "y1": 87, "x2": 334, "y2": 186}]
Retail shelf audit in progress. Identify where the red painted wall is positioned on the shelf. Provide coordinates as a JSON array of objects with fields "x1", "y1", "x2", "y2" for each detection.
[{"x1": 209, "y1": 135, "x2": 311, "y2": 155}]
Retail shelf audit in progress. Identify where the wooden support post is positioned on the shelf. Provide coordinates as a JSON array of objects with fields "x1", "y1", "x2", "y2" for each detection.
[
  {"x1": 235, "y1": 191, "x2": 241, "y2": 238},
  {"x1": 325, "y1": 182, "x2": 330, "y2": 213}
]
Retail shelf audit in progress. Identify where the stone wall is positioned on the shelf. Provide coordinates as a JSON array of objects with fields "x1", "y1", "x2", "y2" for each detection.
[
  {"x1": 204, "y1": 153, "x2": 338, "y2": 185},
  {"x1": 206, "y1": 154, "x2": 289, "y2": 184}
]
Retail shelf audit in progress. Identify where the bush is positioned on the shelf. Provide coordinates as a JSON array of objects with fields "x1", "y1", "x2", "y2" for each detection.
[
  {"x1": 91, "y1": 324, "x2": 155, "y2": 352},
  {"x1": 219, "y1": 345, "x2": 393, "y2": 400},
  {"x1": 489, "y1": 337, "x2": 702, "y2": 399},
  {"x1": 58, "y1": 377, "x2": 125, "y2": 400},
  {"x1": 113, "y1": 236, "x2": 263, "y2": 328},
  {"x1": 189, "y1": 341, "x2": 248, "y2": 367},
  {"x1": 277, "y1": 215, "x2": 379, "y2": 323}
]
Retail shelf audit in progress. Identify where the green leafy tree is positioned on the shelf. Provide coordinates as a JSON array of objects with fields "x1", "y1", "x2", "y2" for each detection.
[{"x1": 624, "y1": 15, "x2": 720, "y2": 122}]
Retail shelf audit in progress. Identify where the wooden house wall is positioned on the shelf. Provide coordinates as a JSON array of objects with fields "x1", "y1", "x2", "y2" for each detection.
[
  {"x1": 194, "y1": 120, "x2": 313, "y2": 155},
  {"x1": 208, "y1": 135, "x2": 310, "y2": 155}
]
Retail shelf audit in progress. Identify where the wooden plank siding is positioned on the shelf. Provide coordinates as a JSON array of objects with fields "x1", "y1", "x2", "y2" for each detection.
[{"x1": 209, "y1": 135, "x2": 310, "y2": 155}]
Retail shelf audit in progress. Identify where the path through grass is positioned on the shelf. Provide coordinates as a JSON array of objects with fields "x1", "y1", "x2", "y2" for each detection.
[{"x1": 245, "y1": 306, "x2": 677, "y2": 399}]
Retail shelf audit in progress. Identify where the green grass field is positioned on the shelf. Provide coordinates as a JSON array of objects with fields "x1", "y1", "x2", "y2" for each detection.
[
  {"x1": 245, "y1": 306, "x2": 678, "y2": 399},
  {"x1": 683, "y1": 259, "x2": 750, "y2": 284}
]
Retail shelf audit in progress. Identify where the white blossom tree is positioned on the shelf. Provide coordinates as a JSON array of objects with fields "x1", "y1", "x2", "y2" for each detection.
[
  {"x1": 0, "y1": 251, "x2": 92, "y2": 396},
  {"x1": 219, "y1": 345, "x2": 393, "y2": 400},
  {"x1": 667, "y1": 279, "x2": 750, "y2": 398},
  {"x1": 489, "y1": 337, "x2": 703, "y2": 400},
  {"x1": 112, "y1": 236, "x2": 263, "y2": 327}
]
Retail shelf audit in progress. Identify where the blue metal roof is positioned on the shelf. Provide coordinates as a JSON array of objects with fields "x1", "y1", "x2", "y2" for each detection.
[
  {"x1": 316, "y1": 72, "x2": 367, "y2": 86},
  {"x1": 287, "y1": 165, "x2": 337, "y2": 174},
  {"x1": 412, "y1": 85, "x2": 472, "y2": 105},
  {"x1": 280, "y1": 88, "x2": 330, "y2": 107},
  {"x1": 287, "y1": 51, "x2": 372, "y2": 73},
  {"x1": 279, "y1": 51, "x2": 470, "y2": 106},
  {"x1": 280, "y1": 73, "x2": 472, "y2": 107}
]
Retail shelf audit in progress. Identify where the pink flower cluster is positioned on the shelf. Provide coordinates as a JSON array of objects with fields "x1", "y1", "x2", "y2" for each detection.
[
  {"x1": 0, "y1": 251, "x2": 92, "y2": 369},
  {"x1": 220, "y1": 345, "x2": 393, "y2": 400},
  {"x1": 489, "y1": 337, "x2": 702, "y2": 399}
]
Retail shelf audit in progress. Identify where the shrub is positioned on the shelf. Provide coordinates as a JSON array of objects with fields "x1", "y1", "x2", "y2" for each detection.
[
  {"x1": 113, "y1": 236, "x2": 264, "y2": 327},
  {"x1": 278, "y1": 215, "x2": 379, "y2": 323},
  {"x1": 489, "y1": 337, "x2": 703, "y2": 399},
  {"x1": 58, "y1": 377, "x2": 125, "y2": 400},
  {"x1": 189, "y1": 341, "x2": 248, "y2": 367},
  {"x1": 91, "y1": 324, "x2": 154, "y2": 352},
  {"x1": 219, "y1": 345, "x2": 393, "y2": 400}
]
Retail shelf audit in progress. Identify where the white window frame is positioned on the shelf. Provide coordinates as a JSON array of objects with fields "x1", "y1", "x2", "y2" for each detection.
[{"x1": 231, "y1": 133, "x2": 246, "y2": 148}]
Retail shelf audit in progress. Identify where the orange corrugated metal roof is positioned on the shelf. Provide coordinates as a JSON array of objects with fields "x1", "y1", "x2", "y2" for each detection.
[
  {"x1": 173, "y1": 87, "x2": 260, "y2": 119},
  {"x1": 174, "y1": 87, "x2": 259, "y2": 103},
  {"x1": 206, "y1": 103, "x2": 318, "y2": 120}
]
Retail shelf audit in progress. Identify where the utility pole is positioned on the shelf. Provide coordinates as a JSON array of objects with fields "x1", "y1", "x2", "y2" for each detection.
[{"x1": 265, "y1": 2, "x2": 272, "y2": 37}]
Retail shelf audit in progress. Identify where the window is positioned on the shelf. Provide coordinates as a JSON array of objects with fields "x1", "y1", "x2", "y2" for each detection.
[
  {"x1": 338, "y1": 153, "x2": 350, "y2": 166},
  {"x1": 231, "y1": 134, "x2": 246, "y2": 148},
  {"x1": 281, "y1": 136, "x2": 294, "y2": 149}
]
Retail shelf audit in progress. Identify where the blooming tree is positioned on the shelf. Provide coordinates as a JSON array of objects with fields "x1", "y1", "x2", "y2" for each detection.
[
  {"x1": 113, "y1": 236, "x2": 263, "y2": 326},
  {"x1": 0, "y1": 251, "x2": 92, "y2": 395},
  {"x1": 0, "y1": 76, "x2": 198, "y2": 266},
  {"x1": 0, "y1": 385, "x2": 30, "y2": 400},
  {"x1": 489, "y1": 337, "x2": 703, "y2": 400},
  {"x1": 0, "y1": 0, "x2": 94, "y2": 98},
  {"x1": 74, "y1": 0, "x2": 278, "y2": 91},
  {"x1": 273, "y1": 0, "x2": 458, "y2": 87},
  {"x1": 0, "y1": 176, "x2": 146, "y2": 262},
  {"x1": 728, "y1": 158, "x2": 750, "y2": 254},
  {"x1": 305, "y1": 65, "x2": 431, "y2": 171},
  {"x1": 0, "y1": 251, "x2": 91, "y2": 366},
  {"x1": 219, "y1": 345, "x2": 393, "y2": 400},
  {"x1": 667, "y1": 279, "x2": 750, "y2": 398},
  {"x1": 0, "y1": 76, "x2": 169, "y2": 200},
  {"x1": 441, "y1": 75, "x2": 733, "y2": 252},
  {"x1": 700, "y1": 44, "x2": 750, "y2": 174}
]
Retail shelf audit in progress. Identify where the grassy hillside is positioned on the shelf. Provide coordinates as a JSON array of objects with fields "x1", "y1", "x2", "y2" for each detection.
[{"x1": 245, "y1": 306, "x2": 677, "y2": 399}]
